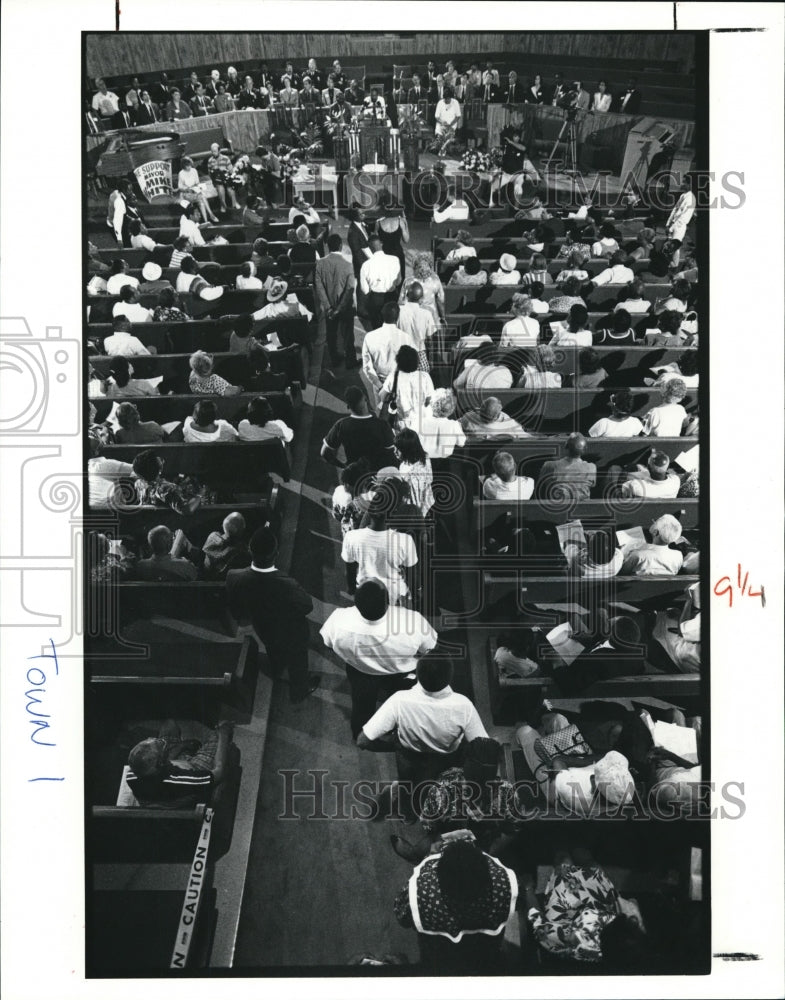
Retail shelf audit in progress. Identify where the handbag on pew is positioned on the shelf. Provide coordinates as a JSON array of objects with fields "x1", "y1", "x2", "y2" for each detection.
[
  {"x1": 533, "y1": 724, "x2": 592, "y2": 766},
  {"x1": 379, "y1": 367, "x2": 400, "y2": 428}
]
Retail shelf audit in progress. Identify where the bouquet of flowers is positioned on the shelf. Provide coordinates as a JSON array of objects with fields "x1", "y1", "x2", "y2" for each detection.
[
  {"x1": 460, "y1": 149, "x2": 492, "y2": 173},
  {"x1": 298, "y1": 120, "x2": 324, "y2": 160},
  {"x1": 279, "y1": 153, "x2": 302, "y2": 179},
  {"x1": 489, "y1": 146, "x2": 505, "y2": 169}
]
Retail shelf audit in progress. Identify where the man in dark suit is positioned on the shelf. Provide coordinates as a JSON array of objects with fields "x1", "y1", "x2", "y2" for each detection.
[
  {"x1": 423, "y1": 61, "x2": 439, "y2": 90},
  {"x1": 300, "y1": 77, "x2": 322, "y2": 106},
  {"x1": 226, "y1": 527, "x2": 320, "y2": 703},
  {"x1": 480, "y1": 73, "x2": 501, "y2": 104},
  {"x1": 182, "y1": 72, "x2": 202, "y2": 104},
  {"x1": 330, "y1": 61, "x2": 348, "y2": 91},
  {"x1": 407, "y1": 73, "x2": 426, "y2": 104},
  {"x1": 549, "y1": 72, "x2": 566, "y2": 106},
  {"x1": 149, "y1": 73, "x2": 172, "y2": 107},
  {"x1": 134, "y1": 91, "x2": 160, "y2": 125},
  {"x1": 304, "y1": 59, "x2": 324, "y2": 91},
  {"x1": 190, "y1": 84, "x2": 214, "y2": 117},
  {"x1": 111, "y1": 106, "x2": 134, "y2": 130},
  {"x1": 502, "y1": 71, "x2": 521, "y2": 105},
  {"x1": 236, "y1": 76, "x2": 262, "y2": 109},
  {"x1": 615, "y1": 77, "x2": 642, "y2": 114},
  {"x1": 315, "y1": 233, "x2": 357, "y2": 367}
]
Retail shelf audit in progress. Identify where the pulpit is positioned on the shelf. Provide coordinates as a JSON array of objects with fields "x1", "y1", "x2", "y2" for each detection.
[{"x1": 359, "y1": 123, "x2": 393, "y2": 168}]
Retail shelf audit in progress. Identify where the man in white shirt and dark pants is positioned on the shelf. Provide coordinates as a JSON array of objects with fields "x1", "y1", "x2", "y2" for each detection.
[
  {"x1": 359, "y1": 236, "x2": 401, "y2": 331},
  {"x1": 358, "y1": 653, "x2": 488, "y2": 814},
  {"x1": 360, "y1": 301, "x2": 415, "y2": 411},
  {"x1": 321, "y1": 580, "x2": 438, "y2": 739}
]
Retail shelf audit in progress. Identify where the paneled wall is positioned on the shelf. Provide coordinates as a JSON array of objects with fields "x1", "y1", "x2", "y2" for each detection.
[{"x1": 86, "y1": 32, "x2": 695, "y2": 80}]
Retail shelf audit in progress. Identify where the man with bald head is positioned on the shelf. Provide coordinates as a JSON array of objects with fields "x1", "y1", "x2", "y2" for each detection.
[
  {"x1": 202, "y1": 512, "x2": 252, "y2": 577},
  {"x1": 397, "y1": 281, "x2": 437, "y2": 371},
  {"x1": 537, "y1": 432, "x2": 597, "y2": 501}
]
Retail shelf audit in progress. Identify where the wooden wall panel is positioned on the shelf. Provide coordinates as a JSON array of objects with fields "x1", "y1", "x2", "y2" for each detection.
[{"x1": 86, "y1": 32, "x2": 695, "y2": 81}]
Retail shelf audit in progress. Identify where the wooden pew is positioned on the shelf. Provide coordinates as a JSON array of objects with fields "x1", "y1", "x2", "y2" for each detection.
[
  {"x1": 90, "y1": 635, "x2": 257, "y2": 687},
  {"x1": 123, "y1": 262, "x2": 316, "y2": 285},
  {"x1": 102, "y1": 439, "x2": 291, "y2": 483},
  {"x1": 444, "y1": 283, "x2": 670, "y2": 314},
  {"x1": 437, "y1": 256, "x2": 650, "y2": 280},
  {"x1": 482, "y1": 572, "x2": 699, "y2": 609},
  {"x1": 474, "y1": 498, "x2": 699, "y2": 537},
  {"x1": 451, "y1": 387, "x2": 698, "y2": 433},
  {"x1": 87, "y1": 286, "x2": 316, "y2": 323},
  {"x1": 431, "y1": 213, "x2": 650, "y2": 241},
  {"x1": 113, "y1": 503, "x2": 277, "y2": 547}
]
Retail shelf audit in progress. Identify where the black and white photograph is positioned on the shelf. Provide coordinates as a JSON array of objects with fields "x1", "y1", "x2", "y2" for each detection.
[{"x1": 1, "y1": 4, "x2": 783, "y2": 999}]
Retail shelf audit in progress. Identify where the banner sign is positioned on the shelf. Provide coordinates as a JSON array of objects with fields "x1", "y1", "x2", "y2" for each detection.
[{"x1": 133, "y1": 159, "x2": 174, "y2": 201}]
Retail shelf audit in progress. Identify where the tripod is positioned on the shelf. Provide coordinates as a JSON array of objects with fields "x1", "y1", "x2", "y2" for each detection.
[{"x1": 544, "y1": 114, "x2": 579, "y2": 174}]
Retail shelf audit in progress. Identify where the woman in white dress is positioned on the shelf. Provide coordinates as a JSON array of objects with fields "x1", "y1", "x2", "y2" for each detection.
[
  {"x1": 183, "y1": 399, "x2": 239, "y2": 443},
  {"x1": 177, "y1": 156, "x2": 218, "y2": 223},
  {"x1": 379, "y1": 345, "x2": 435, "y2": 428},
  {"x1": 237, "y1": 396, "x2": 294, "y2": 443}
]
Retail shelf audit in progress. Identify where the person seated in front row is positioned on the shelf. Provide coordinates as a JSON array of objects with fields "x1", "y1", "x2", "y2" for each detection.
[
  {"x1": 183, "y1": 399, "x2": 240, "y2": 442},
  {"x1": 136, "y1": 524, "x2": 199, "y2": 581},
  {"x1": 447, "y1": 255, "x2": 488, "y2": 286},
  {"x1": 125, "y1": 720, "x2": 234, "y2": 808},
  {"x1": 589, "y1": 390, "x2": 644, "y2": 437},
  {"x1": 516, "y1": 344, "x2": 562, "y2": 388},
  {"x1": 620, "y1": 514, "x2": 685, "y2": 576},
  {"x1": 482, "y1": 450, "x2": 534, "y2": 500},
  {"x1": 460, "y1": 396, "x2": 525, "y2": 439},
  {"x1": 238, "y1": 396, "x2": 294, "y2": 443}
]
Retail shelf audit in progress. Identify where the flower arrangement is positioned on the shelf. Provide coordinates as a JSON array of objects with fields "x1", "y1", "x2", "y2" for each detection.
[
  {"x1": 489, "y1": 146, "x2": 504, "y2": 169},
  {"x1": 460, "y1": 149, "x2": 492, "y2": 173},
  {"x1": 279, "y1": 153, "x2": 302, "y2": 179},
  {"x1": 298, "y1": 120, "x2": 324, "y2": 160}
]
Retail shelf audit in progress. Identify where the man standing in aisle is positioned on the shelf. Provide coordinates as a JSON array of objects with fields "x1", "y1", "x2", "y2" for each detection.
[
  {"x1": 360, "y1": 302, "x2": 415, "y2": 412},
  {"x1": 226, "y1": 527, "x2": 320, "y2": 703},
  {"x1": 359, "y1": 236, "x2": 402, "y2": 331},
  {"x1": 314, "y1": 233, "x2": 358, "y2": 368},
  {"x1": 321, "y1": 580, "x2": 438, "y2": 739}
]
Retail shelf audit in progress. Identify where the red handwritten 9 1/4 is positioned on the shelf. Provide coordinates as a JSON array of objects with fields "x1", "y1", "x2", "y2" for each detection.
[{"x1": 713, "y1": 565, "x2": 765, "y2": 609}]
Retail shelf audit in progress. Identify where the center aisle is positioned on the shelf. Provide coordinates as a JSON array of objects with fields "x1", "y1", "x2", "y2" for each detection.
[{"x1": 233, "y1": 272, "x2": 419, "y2": 966}]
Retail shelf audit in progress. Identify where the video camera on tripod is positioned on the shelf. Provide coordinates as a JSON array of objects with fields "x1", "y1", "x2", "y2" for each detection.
[{"x1": 557, "y1": 85, "x2": 581, "y2": 121}]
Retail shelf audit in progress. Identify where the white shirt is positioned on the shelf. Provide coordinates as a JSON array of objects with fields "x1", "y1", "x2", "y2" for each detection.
[
  {"x1": 444, "y1": 245, "x2": 476, "y2": 263},
  {"x1": 87, "y1": 457, "x2": 133, "y2": 507},
  {"x1": 360, "y1": 251, "x2": 401, "y2": 295},
  {"x1": 381, "y1": 369, "x2": 435, "y2": 424},
  {"x1": 455, "y1": 363, "x2": 513, "y2": 392},
  {"x1": 102, "y1": 332, "x2": 150, "y2": 356},
  {"x1": 593, "y1": 264, "x2": 635, "y2": 286},
  {"x1": 396, "y1": 302, "x2": 437, "y2": 353},
  {"x1": 92, "y1": 90, "x2": 120, "y2": 115},
  {"x1": 489, "y1": 269, "x2": 521, "y2": 285},
  {"x1": 320, "y1": 605, "x2": 437, "y2": 676},
  {"x1": 588, "y1": 415, "x2": 644, "y2": 438},
  {"x1": 616, "y1": 298, "x2": 651, "y2": 314},
  {"x1": 592, "y1": 92, "x2": 612, "y2": 112},
  {"x1": 112, "y1": 302, "x2": 153, "y2": 323},
  {"x1": 433, "y1": 201, "x2": 471, "y2": 224},
  {"x1": 435, "y1": 98, "x2": 462, "y2": 130},
  {"x1": 180, "y1": 216, "x2": 206, "y2": 246},
  {"x1": 131, "y1": 233, "x2": 157, "y2": 252},
  {"x1": 106, "y1": 273, "x2": 139, "y2": 296},
  {"x1": 238, "y1": 419, "x2": 293, "y2": 443},
  {"x1": 642, "y1": 403, "x2": 687, "y2": 437},
  {"x1": 500, "y1": 316, "x2": 539, "y2": 347},
  {"x1": 362, "y1": 683, "x2": 488, "y2": 753},
  {"x1": 482, "y1": 475, "x2": 534, "y2": 500},
  {"x1": 622, "y1": 468, "x2": 681, "y2": 499},
  {"x1": 252, "y1": 296, "x2": 313, "y2": 323},
  {"x1": 341, "y1": 527, "x2": 418, "y2": 603},
  {"x1": 591, "y1": 237, "x2": 619, "y2": 257},
  {"x1": 622, "y1": 542, "x2": 683, "y2": 576},
  {"x1": 289, "y1": 205, "x2": 320, "y2": 224},
  {"x1": 236, "y1": 275, "x2": 263, "y2": 290},
  {"x1": 667, "y1": 191, "x2": 696, "y2": 236},
  {"x1": 411, "y1": 411, "x2": 466, "y2": 459},
  {"x1": 361, "y1": 324, "x2": 415, "y2": 389},
  {"x1": 549, "y1": 326, "x2": 592, "y2": 347},
  {"x1": 183, "y1": 417, "x2": 239, "y2": 442}
]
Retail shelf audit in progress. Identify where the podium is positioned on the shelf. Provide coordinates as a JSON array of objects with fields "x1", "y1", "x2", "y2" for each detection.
[
  {"x1": 360, "y1": 123, "x2": 393, "y2": 168},
  {"x1": 620, "y1": 117, "x2": 675, "y2": 188}
]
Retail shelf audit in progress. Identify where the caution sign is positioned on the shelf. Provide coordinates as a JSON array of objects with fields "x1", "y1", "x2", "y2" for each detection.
[{"x1": 133, "y1": 159, "x2": 174, "y2": 201}]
